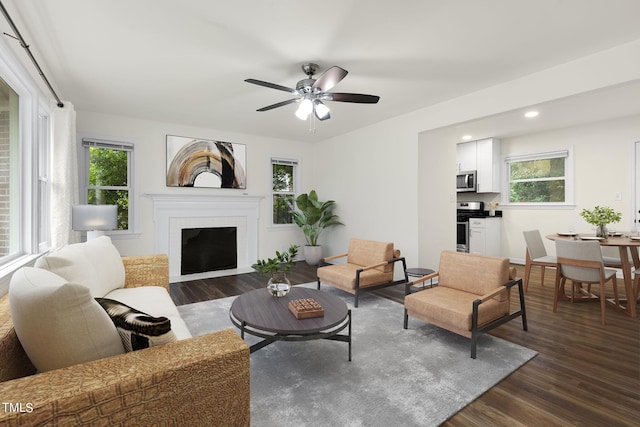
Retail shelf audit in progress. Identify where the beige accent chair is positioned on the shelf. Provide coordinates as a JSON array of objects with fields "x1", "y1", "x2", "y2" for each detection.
[
  {"x1": 523, "y1": 230, "x2": 557, "y2": 292},
  {"x1": 403, "y1": 251, "x2": 527, "y2": 358},
  {"x1": 0, "y1": 254, "x2": 250, "y2": 426},
  {"x1": 317, "y1": 238, "x2": 408, "y2": 307},
  {"x1": 553, "y1": 239, "x2": 618, "y2": 325}
]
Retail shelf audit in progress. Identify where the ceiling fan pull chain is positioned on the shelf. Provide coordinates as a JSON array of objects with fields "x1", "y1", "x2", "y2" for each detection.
[{"x1": 308, "y1": 111, "x2": 316, "y2": 134}]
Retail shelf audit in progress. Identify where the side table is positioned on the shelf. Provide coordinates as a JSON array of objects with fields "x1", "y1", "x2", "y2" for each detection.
[{"x1": 405, "y1": 267, "x2": 436, "y2": 288}]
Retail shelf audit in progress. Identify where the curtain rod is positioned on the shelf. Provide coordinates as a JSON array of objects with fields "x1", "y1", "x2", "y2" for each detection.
[{"x1": 0, "y1": 1, "x2": 64, "y2": 108}]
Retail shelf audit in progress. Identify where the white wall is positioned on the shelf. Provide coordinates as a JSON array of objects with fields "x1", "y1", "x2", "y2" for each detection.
[
  {"x1": 76, "y1": 111, "x2": 314, "y2": 259},
  {"x1": 500, "y1": 115, "x2": 640, "y2": 262},
  {"x1": 310, "y1": 119, "x2": 420, "y2": 265}
]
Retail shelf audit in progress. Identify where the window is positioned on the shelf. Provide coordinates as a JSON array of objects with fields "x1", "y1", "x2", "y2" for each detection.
[
  {"x1": 504, "y1": 149, "x2": 573, "y2": 205},
  {"x1": 0, "y1": 76, "x2": 51, "y2": 271},
  {"x1": 81, "y1": 139, "x2": 133, "y2": 232},
  {"x1": 0, "y1": 78, "x2": 19, "y2": 262},
  {"x1": 271, "y1": 158, "x2": 298, "y2": 225}
]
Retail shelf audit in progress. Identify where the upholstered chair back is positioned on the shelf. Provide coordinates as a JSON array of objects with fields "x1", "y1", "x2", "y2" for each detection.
[
  {"x1": 347, "y1": 239, "x2": 396, "y2": 273},
  {"x1": 438, "y1": 251, "x2": 510, "y2": 302},
  {"x1": 556, "y1": 239, "x2": 604, "y2": 283}
]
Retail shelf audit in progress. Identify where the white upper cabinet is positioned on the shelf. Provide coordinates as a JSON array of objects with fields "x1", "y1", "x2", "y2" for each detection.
[
  {"x1": 456, "y1": 141, "x2": 477, "y2": 172},
  {"x1": 476, "y1": 138, "x2": 501, "y2": 193},
  {"x1": 456, "y1": 138, "x2": 501, "y2": 193}
]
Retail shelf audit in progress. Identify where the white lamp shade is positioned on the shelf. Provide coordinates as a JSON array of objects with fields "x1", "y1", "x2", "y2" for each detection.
[
  {"x1": 313, "y1": 100, "x2": 330, "y2": 120},
  {"x1": 72, "y1": 205, "x2": 118, "y2": 231},
  {"x1": 295, "y1": 98, "x2": 313, "y2": 120}
]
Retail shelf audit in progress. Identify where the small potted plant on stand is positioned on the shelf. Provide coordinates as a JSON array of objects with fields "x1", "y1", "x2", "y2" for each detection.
[
  {"x1": 252, "y1": 244, "x2": 299, "y2": 297},
  {"x1": 290, "y1": 190, "x2": 343, "y2": 265},
  {"x1": 580, "y1": 205, "x2": 622, "y2": 237}
]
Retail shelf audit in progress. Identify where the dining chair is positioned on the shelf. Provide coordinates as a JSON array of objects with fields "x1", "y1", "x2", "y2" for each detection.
[
  {"x1": 554, "y1": 239, "x2": 619, "y2": 325},
  {"x1": 523, "y1": 230, "x2": 557, "y2": 292}
]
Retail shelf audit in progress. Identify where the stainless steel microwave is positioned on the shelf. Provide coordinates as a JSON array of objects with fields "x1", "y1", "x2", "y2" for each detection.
[{"x1": 456, "y1": 170, "x2": 476, "y2": 192}]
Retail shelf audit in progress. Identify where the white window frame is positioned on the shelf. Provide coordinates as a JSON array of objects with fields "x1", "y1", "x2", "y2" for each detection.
[
  {"x1": 0, "y1": 37, "x2": 52, "y2": 288},
  {"x1": 271, "y1": 157, "x2": 299, "y2": 227},
  {"x1": 502, "y1": 147, "x2": 574, "y2": 208},
  {"x1": 79, "y1": 137, "x2": 135, "y2": 236}
]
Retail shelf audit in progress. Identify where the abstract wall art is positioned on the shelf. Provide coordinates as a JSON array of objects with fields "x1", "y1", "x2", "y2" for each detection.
[{"x1": 166, "y1": 135, "x2": 247, "y2": 189}]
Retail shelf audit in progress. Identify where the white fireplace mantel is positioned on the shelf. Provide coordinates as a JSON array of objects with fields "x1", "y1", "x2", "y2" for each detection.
[{"x1": 147, "y1": 193, "x2": 263, "y2": 281}]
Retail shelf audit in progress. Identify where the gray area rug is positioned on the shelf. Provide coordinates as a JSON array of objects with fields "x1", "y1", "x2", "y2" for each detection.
[{"x1": 178, "y1": 283, "x2": 537, "y2": 427}]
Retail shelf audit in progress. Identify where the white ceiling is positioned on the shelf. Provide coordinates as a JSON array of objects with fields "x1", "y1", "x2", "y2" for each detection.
[{"x1": 3, "y1": 0, "x2": 640, "y2": 142}]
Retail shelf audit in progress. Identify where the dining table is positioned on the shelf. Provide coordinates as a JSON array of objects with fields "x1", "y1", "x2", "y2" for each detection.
[{"x1": 546, "y1": 233, "x2": 640, "y2": 318}]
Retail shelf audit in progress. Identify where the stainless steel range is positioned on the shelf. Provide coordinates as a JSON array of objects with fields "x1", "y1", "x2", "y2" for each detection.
[{"x1": 456, "y1": 201, "x2": 484, "y2": 253}]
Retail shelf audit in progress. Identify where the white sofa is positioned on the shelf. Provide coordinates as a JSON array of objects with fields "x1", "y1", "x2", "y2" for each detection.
[
  {"x1": 2, "y1": 235, "x2": 250, "y2": 425},
  {"x1": 10, "y1": 236, "x2": 190, "y2": 372}
]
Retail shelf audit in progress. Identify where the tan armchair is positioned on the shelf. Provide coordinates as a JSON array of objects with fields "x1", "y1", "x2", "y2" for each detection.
[
  {"x1": 403, "y1": 251, "x2": 527, "y2": 358},
  {"x1": 317, "y1": 238, "x2": 408, "y2": 307},
  {"x1": 0, "y1": 254, "x2": 250, "y2": 426}
]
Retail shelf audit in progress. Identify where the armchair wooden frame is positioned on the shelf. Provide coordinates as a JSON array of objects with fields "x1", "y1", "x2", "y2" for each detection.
[
  {"x1": 318, "y1": 252, "x2": 408, "y2": 307},
  {"x1": 403, "y1": 271, "x2": 528, "y2": 359}
]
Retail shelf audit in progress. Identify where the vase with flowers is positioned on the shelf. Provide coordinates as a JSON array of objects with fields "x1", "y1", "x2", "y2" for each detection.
[
  {"x1": 252, "y1": 244, "x2": 299, "y2": 297},
  {"x1": 579, "y1": 206, "x2": 622, "y2": 237}
]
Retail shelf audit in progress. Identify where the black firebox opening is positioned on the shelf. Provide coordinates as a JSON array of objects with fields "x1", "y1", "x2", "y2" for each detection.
[{"x1": 181, "y1": 227, "x2": 237, "y2": 275}]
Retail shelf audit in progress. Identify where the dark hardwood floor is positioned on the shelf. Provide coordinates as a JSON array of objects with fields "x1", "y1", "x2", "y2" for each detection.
[{"x1": 170, "y1": 262, "x2": 640, "y2": 426}]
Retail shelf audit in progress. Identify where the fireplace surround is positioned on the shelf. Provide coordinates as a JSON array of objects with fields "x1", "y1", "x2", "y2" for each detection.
[{"x1": 148, "y1": 194, "x2": 262, "y2": 281}]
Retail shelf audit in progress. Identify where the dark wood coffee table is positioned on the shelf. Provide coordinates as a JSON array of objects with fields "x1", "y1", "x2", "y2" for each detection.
[{"x1": 229, "y1": 287, "x2": 352, "y2": 361}]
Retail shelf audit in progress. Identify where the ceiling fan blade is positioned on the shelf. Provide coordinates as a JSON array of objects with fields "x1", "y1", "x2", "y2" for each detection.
[
  {"x1": 256, "y1": 98, "x2": 299, "y2": 112},
  {"x1": 327, "y1": 92, "x2": 380, "y2": 104},
  {"x1": 312, "y1": 66, "x2": 348, "y2": 92},
  {"x1": 245, "y1": 78, "x2": 297, "y2": 93}
]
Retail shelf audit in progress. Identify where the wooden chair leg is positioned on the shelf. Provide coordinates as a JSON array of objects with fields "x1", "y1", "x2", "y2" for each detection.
[
  {"x1": 599, "y1": 281, "x2": 606, "y2": 325},
  {"x1": 553, "y1": 272, "x2": 562, "y2": 312},
  {"x1": 524, "y1": 261, "x2": 532, "y2": 292},
  {"x1": 540, "y1": 266, "x2": 545, "y2": 287}
]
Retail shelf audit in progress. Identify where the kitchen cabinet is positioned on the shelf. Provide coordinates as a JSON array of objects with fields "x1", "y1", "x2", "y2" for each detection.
[
  {"x1": 456, "y1": 141, "x2": 476, "y2": 172},
  {"x1": 456, "y1": 138, "x2": 501, "y2": 193},
  {"x1": 476, "y1": 138, "x2": 501, "y2": 193},
  {"x1": 468, "y1": 217, "x2": 501, "y2": 256}
]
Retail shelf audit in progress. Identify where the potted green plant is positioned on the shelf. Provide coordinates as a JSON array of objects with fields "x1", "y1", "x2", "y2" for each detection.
[
  {"x1": 579, "y1": 206, "x2": 622, "y2": 237},
  {"x1": 290, "y1": 190, "x2": 344, "y2": 265},
  {"x1": 252, "y1": 244, "x2": 299, "y2": 297}
]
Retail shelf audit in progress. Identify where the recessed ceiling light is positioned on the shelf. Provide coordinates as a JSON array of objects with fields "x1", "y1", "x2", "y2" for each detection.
[
  {"x1": 462, "y1": 135, "x2": 473, "y2": 141},
  {"x1": 524, "y1": 111, "x2": 539, "y2": 118}
]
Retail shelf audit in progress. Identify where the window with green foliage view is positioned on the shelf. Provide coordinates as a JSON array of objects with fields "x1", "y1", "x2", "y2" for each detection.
[
  {"x1": 84, "y1": 140, "x2": 132, "y2": 230},
  {"x1": 507, "y1": 153, "x2": 567, "y2": 203},
  {"x1": 272, "y1": 159, "x2": 298, "y2": 225}
]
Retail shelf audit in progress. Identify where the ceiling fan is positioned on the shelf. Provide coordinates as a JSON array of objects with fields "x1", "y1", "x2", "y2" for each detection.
[{"x1": 245, "y1": 63, "x2": 380, "y2": 122}]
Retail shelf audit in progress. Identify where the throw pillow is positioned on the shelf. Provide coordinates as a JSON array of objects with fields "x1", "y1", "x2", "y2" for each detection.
[
  {"x1": 9, "y1": 267, "x2": 125, "y2": 372},
  {"x1": 95, "y1": 298, "x2": 177, "y2": 352},
  {"x1": 34, "y1": 236, "x2": 126, "y2": 297}
]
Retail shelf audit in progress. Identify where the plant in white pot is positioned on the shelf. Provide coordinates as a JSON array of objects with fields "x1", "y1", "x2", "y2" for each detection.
[{"x1": 290, "y1": 190, "x2": 344, "y2": 265}]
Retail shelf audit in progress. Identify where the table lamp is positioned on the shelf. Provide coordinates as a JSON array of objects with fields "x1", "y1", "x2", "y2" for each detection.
[{"x1": 72, "y1": 205, "x2": 118, "y2": 240}]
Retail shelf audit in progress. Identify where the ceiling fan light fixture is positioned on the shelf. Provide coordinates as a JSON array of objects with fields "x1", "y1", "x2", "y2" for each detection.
[
  {"x1": 295, "y1": 97, "x2": 313, "y2": 120},
  {"x1": 313, "y1": 100, "x2": 330, "y2": 120}
]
